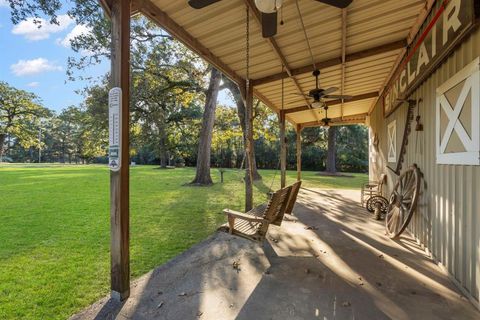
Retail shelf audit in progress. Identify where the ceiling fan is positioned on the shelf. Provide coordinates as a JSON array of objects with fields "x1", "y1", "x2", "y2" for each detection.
[
  {"x1": 298, "y1": 69, "x2": 352, "y2": 126},
  {"x1": 299, "y1": 69, "x2": 352, "y2": 106},
  {"x1": 188, "y1": 0, "x2": 353, "y2": 38}
]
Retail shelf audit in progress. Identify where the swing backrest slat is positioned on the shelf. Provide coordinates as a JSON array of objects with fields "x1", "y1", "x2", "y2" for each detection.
[{"x1": 257, "y1": 186, "x2": 292, "y2": 237}]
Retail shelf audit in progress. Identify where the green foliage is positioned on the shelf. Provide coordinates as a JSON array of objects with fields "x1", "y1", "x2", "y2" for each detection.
[
  {"x1": 4, "y1": 0, "x2": 62, "y2": 25},
  {"x1": 0, "y1": 82, "x2": 50, "y2": 158}
]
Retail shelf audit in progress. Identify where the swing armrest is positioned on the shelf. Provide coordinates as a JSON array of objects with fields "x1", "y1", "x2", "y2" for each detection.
[{"x1": 223, "y1": 209, "x2": 267, "y2": 222}]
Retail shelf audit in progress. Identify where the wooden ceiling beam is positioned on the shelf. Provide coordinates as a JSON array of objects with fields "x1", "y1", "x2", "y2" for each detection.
[
  {"x1": 99, "y1": 0, "x2": 112, "y2": 17},
  {"x1": 244, "y1": 0, "x2": 310, "y2": 106},
  {"x1": 136, "y1": 0, "x2": 243, "y2": 85},
  {"x1": 252, "y1": 39, "x2": 407, "y2": 86},
  {"x1": 244, "y1": 0, "x2": 321, "y2": 124},
  {"x1": 244, "y1": 0, "x2": 291, "y2": 76},
  {"x1": 282, "y1": 91, "x2": 379, "y2": 115},
  {"x1": 253, "y1": 88, "x2": 276, "y2": 113},
  {"x1": 99, "y1": 0, "x2": 140, "y2": 19},
  {"x1": 301, "y1": 114, "x2": 367, "y2": 128}
]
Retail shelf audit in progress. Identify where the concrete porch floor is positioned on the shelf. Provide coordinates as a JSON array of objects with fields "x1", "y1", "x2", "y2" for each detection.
[{"x1": 71, "y1": 189, "x2": 480, "y2": 320}]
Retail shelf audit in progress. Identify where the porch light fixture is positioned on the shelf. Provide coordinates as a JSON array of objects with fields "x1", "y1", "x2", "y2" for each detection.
[{"x1": 255, "y1": 0, "x2": 283, "y2": 13}]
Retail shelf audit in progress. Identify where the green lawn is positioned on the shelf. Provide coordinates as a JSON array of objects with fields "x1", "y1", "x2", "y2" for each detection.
[{"x1": 0, "y1": 164, "x2": 367, "y2": 319}]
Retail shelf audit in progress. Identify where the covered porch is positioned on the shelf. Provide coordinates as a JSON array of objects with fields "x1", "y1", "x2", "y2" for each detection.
[
  {"x1": 103, "y1": 0, "x2": 433, "y2": 299},
  {"x1": 98, "y1": 0, "x2": 480, "y2": 315},
  {"x1": 72, "y1": 188, "x2": 480, "y2": 319}
]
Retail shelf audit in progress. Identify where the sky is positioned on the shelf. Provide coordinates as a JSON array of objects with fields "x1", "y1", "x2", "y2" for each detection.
[
  {"x1": 0, "y1": 1, "x2": 233, "y2": 113},
  {"x1": 0, "y1": 1, "x2": 111, "y2": 112}
]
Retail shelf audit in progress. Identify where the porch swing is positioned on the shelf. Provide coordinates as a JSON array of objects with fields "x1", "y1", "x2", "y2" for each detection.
[{"x1": 220, "y1": 5, "x2": 301, "y2": 242}]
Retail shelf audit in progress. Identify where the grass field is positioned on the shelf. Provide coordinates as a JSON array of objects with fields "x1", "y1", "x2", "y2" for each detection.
[{"x1": 0, "y1": 164, "x2": 367, "y2": 319}]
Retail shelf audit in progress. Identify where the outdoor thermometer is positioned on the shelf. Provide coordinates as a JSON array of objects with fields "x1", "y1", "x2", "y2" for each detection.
[{"x1": 108, "y1": 87, "x2": 121, "y2": 171}]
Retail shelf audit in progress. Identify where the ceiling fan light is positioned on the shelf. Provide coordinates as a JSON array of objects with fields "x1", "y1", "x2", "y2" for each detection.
[
  {"x1": 255, "y1": 0, "x2": 282, "y2": 13},
  {"x1": 312, "y1": 101, "x2": 322, "y2": 108}
]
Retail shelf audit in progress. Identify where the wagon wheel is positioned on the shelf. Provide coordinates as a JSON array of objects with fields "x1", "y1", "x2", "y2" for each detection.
[{"x1": 385, "y1": 164, "x2": 421, "y2": 238}]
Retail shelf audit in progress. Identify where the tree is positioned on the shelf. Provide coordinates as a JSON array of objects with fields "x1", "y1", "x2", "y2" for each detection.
[
  {"x1": 129, "y1": 31, "x2": 205, "y2": 167},
  {"x1": 336, "y1": 125, "x2": 368, "y2": 172},
  {"x1": 326, "y1": 126, "x2": 337, "y2": 173},
  {"x1": 0, "y1": 82, "x2": 50, "y2": 161},
  {"x1": 191, "y1": 67, "x2": 221, "y2": 185},
  {"x1": 223, "y1": 78, "x2": 262, "y2": 180},
  {"x1": 211, "y1": 105, "x2": 243, "y2": 168}
]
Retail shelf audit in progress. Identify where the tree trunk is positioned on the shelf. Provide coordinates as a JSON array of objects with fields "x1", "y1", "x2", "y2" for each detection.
[
  {"x1": 326, "y1": 126, "x2": 337, "y2": 173},
  {"x1": 223, "y1": 78, "x2": 262, "y2": 180},
  {"x1": 191, "y1": 67, "x2": 222, "y2": 185},
  {"x1": 0, "y1": 134, "x2": 5, "y2": 161},
  {"x1": 158, "y1": 112, "x2": 168, "y2": 168},
  {"x1": 159, "y1": 144, "x2": 167, "y2": 168}
]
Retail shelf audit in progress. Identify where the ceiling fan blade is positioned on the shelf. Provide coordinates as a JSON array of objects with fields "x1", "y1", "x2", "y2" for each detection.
[
  {"x1": 315, "y1": 0, "x2": 353, "y2": 9},
  {"x1": 324, "y1": 94, "x2": 353, "y2": 100},
  {"x1": 321, "y1": 87, "x2": 339, "y2": 95},
  {"x1": 188, "y1": 0, "x2": 222, "y2": 9},
  {"x1": 262, "y1": 12, "x2": 277, "y2": 38}
]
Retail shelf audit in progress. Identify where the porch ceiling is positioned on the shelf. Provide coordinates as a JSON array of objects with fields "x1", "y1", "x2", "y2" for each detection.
[{"x1": 137, "y1": 0, "x2": 428, "y2": 127}]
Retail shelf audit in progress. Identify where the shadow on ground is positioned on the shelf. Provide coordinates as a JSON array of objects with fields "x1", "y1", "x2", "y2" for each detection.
[{"x1": 71, "y1": 188, "x2": 480, "y2": 320}]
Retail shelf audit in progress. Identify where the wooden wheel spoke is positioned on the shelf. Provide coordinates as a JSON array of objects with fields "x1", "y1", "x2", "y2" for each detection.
[
  {"x1": 387, "y1": 207, "x2": 399, "y2": 230},
  {"x1": 402, "y1": 173, "x2": 414, "y2": 196},
  {"x1": 385, "y1": 165, "x2": 420, "y2": 238},
  {"x1": 402, "y1": 172, "x2": 410, "y2": 191},
  {"x1": 405, "y1": 178, "x2": 416, "y2": 196},
  {"x1": 403, "y1": 186, "x2": 414, "y2": 198}
]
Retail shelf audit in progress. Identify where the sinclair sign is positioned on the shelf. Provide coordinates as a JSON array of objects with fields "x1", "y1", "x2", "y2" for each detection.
[{"x1": 384, "y1": 0, "x2": 479, "y2": 116}]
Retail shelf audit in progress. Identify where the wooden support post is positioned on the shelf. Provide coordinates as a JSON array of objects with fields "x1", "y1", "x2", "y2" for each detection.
[
  {"x1": 296, "y1": 124, "x2": 302, "y2": 181},
  {"x1": 110, "y1": 0, "x2": 130, "y2": 301},
  {"x1": 242, "y1": 82, "x2": 254, "y2": 211},
  {"x1": 280, "y1": 111, "x2": 286, "y2": 188}
]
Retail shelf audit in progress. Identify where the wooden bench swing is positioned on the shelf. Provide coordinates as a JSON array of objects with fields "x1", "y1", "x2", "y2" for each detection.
[{"x1": 221, "y1": 181, "x2": 302, "y2": 242}]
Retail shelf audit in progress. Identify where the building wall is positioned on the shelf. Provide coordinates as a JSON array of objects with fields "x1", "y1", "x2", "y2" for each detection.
[{"x1": 369, "y1": 26, "x2": 480, "y2": 305}]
